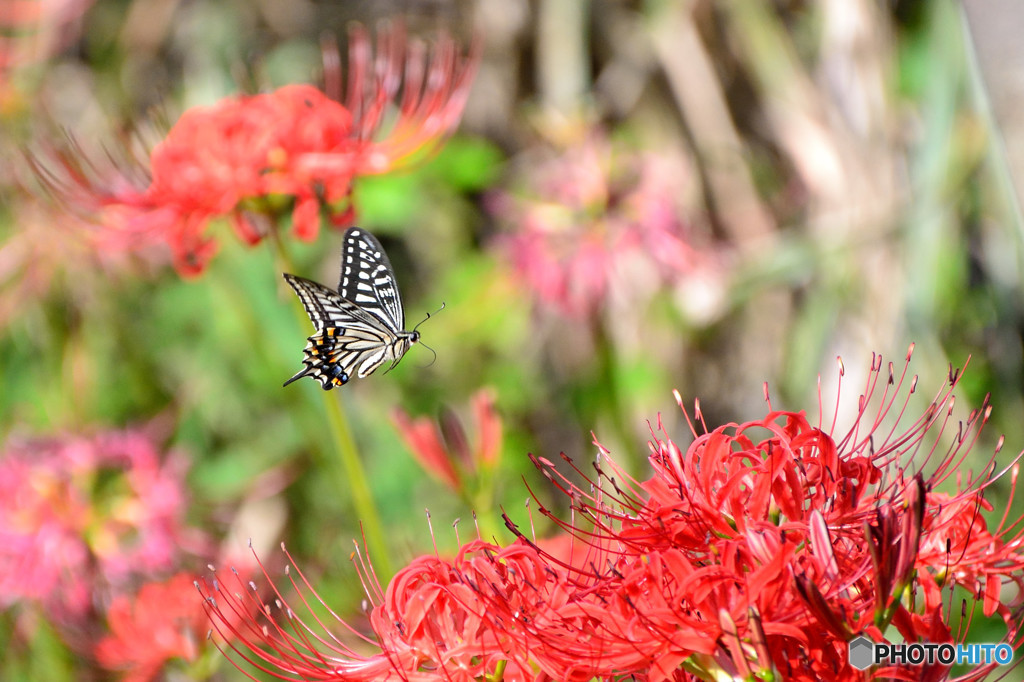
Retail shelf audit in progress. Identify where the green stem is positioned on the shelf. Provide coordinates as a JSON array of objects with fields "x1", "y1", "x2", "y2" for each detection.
[
  {"x1": 591, "y1": 316, "x2": 636, "y2": 468},
  {"x1": 467, "y1": 483, "x2": 503, "y2": 545},
  {"x1": 320, "y1": 378, "x2": 392, "y2": 577},
  {"x1": 269, "y1": 231, "x2": 393, "y2": 578}
]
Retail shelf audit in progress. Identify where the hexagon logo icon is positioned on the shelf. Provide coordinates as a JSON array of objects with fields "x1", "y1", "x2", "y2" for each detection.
[{"x1": 848, "y1": 636, "x2": 874, "y2": 671}]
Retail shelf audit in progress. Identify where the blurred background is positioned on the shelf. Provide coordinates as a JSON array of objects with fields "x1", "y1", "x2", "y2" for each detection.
[{"x1": 2, "y1": 0, "x2": 1024, "y2": 679}]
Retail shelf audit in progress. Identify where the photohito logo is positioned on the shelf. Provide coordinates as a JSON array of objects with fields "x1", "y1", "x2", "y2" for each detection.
[{"x1": 847, "y1": 636, "x2": 1014, "y2": 670}]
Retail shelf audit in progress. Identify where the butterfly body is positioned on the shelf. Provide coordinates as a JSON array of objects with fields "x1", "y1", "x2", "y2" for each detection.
[{"x1": 284, "y1": 228, "x2": 420, "y2": 390}]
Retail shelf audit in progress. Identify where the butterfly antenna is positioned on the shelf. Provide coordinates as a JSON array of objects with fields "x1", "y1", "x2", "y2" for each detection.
[
  {"x1": 412, "y1": 302, "x2": 446, "y2": 333},
  {"x1": 418, "y1": 341, "x2": 438, "y2": 368}
]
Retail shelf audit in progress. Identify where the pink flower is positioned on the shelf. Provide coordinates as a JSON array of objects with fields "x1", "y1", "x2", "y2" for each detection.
[
  {"x1": 491, "y1": 132, "x2": 700, "y2": 318},
  {"x1": 0, "y1": 429, "x2": 206, "y2": 621},
  {"x1": 0, "y1": 0, "x2": 93, "y2": 111}
]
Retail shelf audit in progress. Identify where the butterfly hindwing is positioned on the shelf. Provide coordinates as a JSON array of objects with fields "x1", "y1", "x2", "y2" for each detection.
[{"x1": 283, "y1": 228, "x2": 420, "y2": 390}]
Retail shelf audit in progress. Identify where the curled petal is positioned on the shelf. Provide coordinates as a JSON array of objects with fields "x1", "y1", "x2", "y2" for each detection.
[{"x1": 290, "y1": 194, "x2": 321, "y2": 242}]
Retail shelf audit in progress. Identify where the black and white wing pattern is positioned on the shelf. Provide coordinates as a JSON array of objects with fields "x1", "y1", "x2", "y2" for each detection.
[
  {"x1": 283, "y1": 228, "x2": 420, "y2": 390},
  {"x1": 338, "y1": 228, "x2": 405, "y2": 332}
]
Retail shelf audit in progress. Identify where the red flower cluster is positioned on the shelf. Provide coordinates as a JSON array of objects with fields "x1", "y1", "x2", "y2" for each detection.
[
  {"x1": 95, "y1": 573, "x2": 206, "y2": 682},
  {"x1": 134, "y1": 83, "x2": 365, "y2": 272},
  {"x1": 200, "y1": 348, "x2": 1024, "y2": 681},
  {"x1": 35, "y1": 24, "x2": 478, "y2": 275}
]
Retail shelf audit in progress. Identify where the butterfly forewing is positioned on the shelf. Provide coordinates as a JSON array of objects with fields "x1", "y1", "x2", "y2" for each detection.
[
  {"x1": 337, "y1": 228, "x2": 405, "y2": 332},
  {"x1": 285, "y1": 275, "x2": 359, "y2": 330},
  {"x1": 283, "y1": 228, "x2": 420, "y2": 390}
]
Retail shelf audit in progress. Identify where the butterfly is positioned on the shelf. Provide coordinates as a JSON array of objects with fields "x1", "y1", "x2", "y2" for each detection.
[{"x1": 283, "y1": 227, "x2": 429, "y2": 390}]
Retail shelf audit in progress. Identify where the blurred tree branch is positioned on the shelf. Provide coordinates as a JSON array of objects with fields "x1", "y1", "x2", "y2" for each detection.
[
  {"x1": 962, "y1": 0, "x2": 1024, "y2": 237},
  {"x1": 647, "y1": 1, "x2": 776, "y2": 248}
]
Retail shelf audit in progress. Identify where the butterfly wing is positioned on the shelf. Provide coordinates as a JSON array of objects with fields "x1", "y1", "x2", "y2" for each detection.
[
  {"x1": 283, "y1": 274, "x2": 402, "y2": 390},
  {"x1": 337, "y1": 227, "x2": 406, "y2": 332}
]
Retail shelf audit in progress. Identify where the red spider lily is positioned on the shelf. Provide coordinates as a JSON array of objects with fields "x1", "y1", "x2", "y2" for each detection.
[
  {"x1": 32, "y1": 23, "x2": 478, "y2": 276},
  {"x1": 201, "y1": 347, "x2": 1024, "y2": 681},
  {"x1": 391, "y1": 388, "x2": 503, "y2": 492},
  {"x1": 200, "y1": 539, "x2": 606, "y2": 682},
  {"x1": 506, "y1": 346, "x2": 1024, "y2": 680},
  {"x1": 94, "y1": 572, "x2": 206, "y2": 682}
]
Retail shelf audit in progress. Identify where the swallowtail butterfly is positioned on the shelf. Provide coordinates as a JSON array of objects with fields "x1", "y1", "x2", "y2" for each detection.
[{"x1": 283, "y1": 228, "x2": 422, "y2": 390}]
